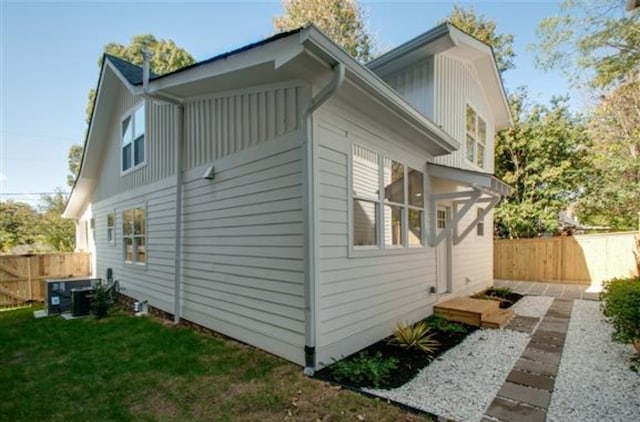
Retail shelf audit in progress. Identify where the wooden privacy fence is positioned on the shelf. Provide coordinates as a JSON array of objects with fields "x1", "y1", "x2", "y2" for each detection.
[
  {"x1": 0, "y1": 253, "x2": 91, "y2": 309},
  {"x1": 494, "y1": 232, "x2": 639, "y2": 287}
]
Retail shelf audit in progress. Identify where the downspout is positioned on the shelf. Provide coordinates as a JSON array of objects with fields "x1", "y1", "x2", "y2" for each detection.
[
  {"x1": 142, "y1": 51, "x2": 185, "y2": 324},
  {"x1": 301, "y1": 63, "x2": 345, "y2": 376}
]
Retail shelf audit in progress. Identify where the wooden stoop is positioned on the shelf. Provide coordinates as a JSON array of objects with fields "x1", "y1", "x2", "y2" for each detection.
[{"x1": 434, "y1": 297, "x2": 514, "y2": 329}]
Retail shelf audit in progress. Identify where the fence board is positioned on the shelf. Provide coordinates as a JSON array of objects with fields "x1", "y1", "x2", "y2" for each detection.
[
  {"x1": 494, "y1": 232, "x2": 639, "y2": 287},
  {"x1": 0, "y1": 253, "x2": 91, "y2": 308}
]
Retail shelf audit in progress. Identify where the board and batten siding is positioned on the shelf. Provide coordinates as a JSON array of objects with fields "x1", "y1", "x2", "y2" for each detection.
[
  {"x1": 176, "y1": 81, "x2": 309, "y2": 365},
  {"x1": 92, "y1": 178, "x2": 178, "y2": 313},
  {"x1": 433, "y1": 53, "x2": 495, "y2": 173},
  {"x1": 381, "y1": 57, "x2": 435, "y2": 120},
  {"x1": 313, "y1": 98, "x2": 439, "y2": 367},
  {"x1": 93, "y1": 83, "x2": 178, "y2": 202}
]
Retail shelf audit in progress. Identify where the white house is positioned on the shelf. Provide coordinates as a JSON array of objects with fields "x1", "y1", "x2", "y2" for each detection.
[{"x1": 64, "y1": 23, "x2": 512, "y2": 372}]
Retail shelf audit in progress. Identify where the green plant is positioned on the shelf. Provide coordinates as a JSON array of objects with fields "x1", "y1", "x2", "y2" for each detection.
[
  {"x1": 90, "y1": 281, "x2": 112, "y2": 319},
  {"x1": 330, "y1": 351, "x2": 398, "y2": 388},
  {"x1": 600, "y1": 277, "x2": 640, "y2": 350},
  {"x1": 388, "y1": 321, "x2": 440, "y2": 354},
  {"x1": 425, "y1": 316, "x2": 467, "y2": 334},
  {"x1": 487, "y1": 287, "x2": 513, "y2": 298}
]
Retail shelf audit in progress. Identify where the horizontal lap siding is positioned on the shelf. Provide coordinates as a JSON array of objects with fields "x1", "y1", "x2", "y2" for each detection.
[
  {"x1": 314, "y1": 100, "x2": 438, "y2": 367},
  {"x1": 180, "y1": 83, "x2": 307, "y2": 365},
  {"x1": 433, "y1": 53, "x2": 495, "y2": 173},
  {"x1": 93, "y1": 178, "x2": 177, "y2": 312},
  {"x1": 93, "y1": 85, "x2": 177, "y2": 202}
]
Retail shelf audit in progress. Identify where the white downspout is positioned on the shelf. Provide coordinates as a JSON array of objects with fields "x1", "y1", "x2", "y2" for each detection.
[
  {"x1": 301, "y1": 63, "x2": 345, "y2": 376},
  {"x1": 142, "y1": 51, "x2": 184, "y2": 324}
]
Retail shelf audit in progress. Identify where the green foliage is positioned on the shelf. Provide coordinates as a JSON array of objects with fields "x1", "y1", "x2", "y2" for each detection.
[
  {"x1": 38, "y1": 190, "x2": 75, "y2": 252},
  {"x1": 89, "y1": 281, "x2": 113, "y2": 319},
  {"x1": 66, "y1": 144, "x2": 83, "y2": 188},
  {"x1": 576, "y1": 81, "x2": 640, "y2": 231},
  {"x1": 425, "y1": 316, "x2": 467, "y2": 334},
  {"x1": 274, "y1": 0, "x2": 373, "y2": 62},
  {"x1": 388, "y1": 321, "x2": 440, "y2": 354},
  {"x1": 600, "y1": 276, "x2": 640, "y2": 345},
  {"x1": 443, "y1": 4, "x2": 515, "y2": 73},
  {"x1": 330, "y1": 351, "x2": 398, "y2": 388},
  {"x1": 535, "y1": 0, "x2": 640, "y2": 90},
  {"x1": 495, "y1": 90, "x2": 592, "y2": 238},
  {"x1": 486, "y1": 287, "x2": 513, "y2": 298},
  {"x1": 0, "y1": 201, "x2": 41, "y2": 252}
]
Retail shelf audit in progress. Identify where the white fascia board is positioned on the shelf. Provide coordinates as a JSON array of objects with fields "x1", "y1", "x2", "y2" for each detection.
[{"x1": 301, "y1": 26, "x2": 459, "y2": 154}]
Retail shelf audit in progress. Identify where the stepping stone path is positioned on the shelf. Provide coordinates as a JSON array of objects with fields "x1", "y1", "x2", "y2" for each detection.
[{"x1": 483, "y1": 298, "x2": 573, "y2": 422}]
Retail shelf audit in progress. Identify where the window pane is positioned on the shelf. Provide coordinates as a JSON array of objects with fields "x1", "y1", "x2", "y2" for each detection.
[
  {"x1": 123, "y1": 209, "x2": 133, "y2": 235},
  {"x1": 134, "y1": 208, "x2": 145, "y2": 235},
  {"x1": 408, "y1": 209, "x2": 423, "y2": 246},
  {"x1": 124, "y1": 237, "x2": 133, "y2": 262},
  {"x1": 384, "y1": 204, "x2": 403, "y2": 246},
  {"x1": 353, "y1": 199, "x2": 377, "y2": 246},
  {"x1": 478, "y1": 117, "x2": 487, "y2": 143},
  {"x1": 122, "y1": 116, "x2": 132, "y2": 144},
  {"x1": 122, "y1": 143, "x2": 132, "y2": 171},
  {"x1": 477, "y1": 208, "x2": 485, "y2": 236},
  {"x1": 408, "y1": 168, "x2": 424, "y2": 207},
  {"x1": 466, "y1": 104, "x2": 476, "y2": 134},
  {"x1": 134, "y1": 135, "x2": 145, "y2": 165},
  {"x1": 384, "y1": 158, "x2": 404, "y2": 204},
  {"x1": 352, "y1": 145, "x2": 379, "y2": 199},
  {"x1": 107, "y1": 228, "x2": 114, "y2": 243},
  {"x1": 466, "y1": 135, "x2": 475, "y2": 162},
  {"x1": 134, "y1": 104, "x2": 145, "y2": 139},
  {"x1": 477, "y1": 143, "x2": 485, "y2": 168},
  {"x1": 136, "y1": 237, "x2": 146, "y2": 264},
  {"x1": 107, "y1": 213, "x2": 114, "y2": 227},
  {"x1": 437, "y1": 210, "x2": 446, "y2": 229}
]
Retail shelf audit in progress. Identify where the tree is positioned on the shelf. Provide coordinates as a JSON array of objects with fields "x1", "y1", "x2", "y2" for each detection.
[
  {"x1": 38, "y1": 191, "x2": 75, "y2": 252},
  {"x1": 67, "y1": 144, "x2": 83, "y2": 188},
  {"x1": 576, "y1": 81, "x2": 640, "y2": 230},
  {"x1": 443, "y1": 4, "x2": 516, "y2": 73},
  {"x1": 0, "y1": 201, "x2": 41, "y2": 252},
  {"x1": 494, "y1": 90, "x2": 591, "y2": 238},
  {"x1": 535, "y1": 0, "x2": 640, "y2": 90},
  {"x1": 274, "y1": 0, "x2": 373, "y2": 61}
]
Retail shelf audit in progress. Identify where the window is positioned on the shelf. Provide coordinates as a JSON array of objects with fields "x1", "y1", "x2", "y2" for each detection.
[
  {"x1": 465, "y1": 104, "x2": 487, "y2": 168},
  {"x1": 477, "y1": 208, "x2": 485, "y2": 236},
  {"x1": 352, "y1": 145, "x2": 424, "y2": 249},
  {"x1": 122, "y1": 103, "x2": 146, "y2": 172},
  {"x1": 123, "y1": 207, "x2": 146, "y2": 265},
  {"x1": 437, "y1": 209, "x2": 446, "y2": 230},
  {"x1": 107, "y1": 213, "x2": 115, "y2": 244}
]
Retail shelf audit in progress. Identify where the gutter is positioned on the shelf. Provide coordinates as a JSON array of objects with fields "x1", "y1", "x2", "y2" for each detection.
[
  {"x1": 301, "y1": 63, "x2": 345, "y2": 376},
  {"x1": 142, "y1": 52, "x2": 185, "y2": 324}
]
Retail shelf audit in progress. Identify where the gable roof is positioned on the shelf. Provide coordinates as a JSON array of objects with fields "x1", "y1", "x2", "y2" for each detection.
[
  {"x1": 367, "y1": 22, "x2": 512, "y2": 129},
  {"x1": 105, "y1": 54, "x2": 159, "y2": 86}
]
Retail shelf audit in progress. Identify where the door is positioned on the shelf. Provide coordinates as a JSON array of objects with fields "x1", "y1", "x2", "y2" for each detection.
[{"x1": 436, "y1": 206, "x2": 451, "y2": 294}]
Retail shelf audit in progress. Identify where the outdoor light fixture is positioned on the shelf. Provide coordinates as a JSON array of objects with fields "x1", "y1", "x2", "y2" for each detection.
[{"x1": 202, "y1": 165, "x2": 215, "y2": 180}]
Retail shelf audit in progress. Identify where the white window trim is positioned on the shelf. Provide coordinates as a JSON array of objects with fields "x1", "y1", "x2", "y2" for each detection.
[
  {"x1": 465, "y1": 103, "x2": 487, "y2": 169},
  {"x1": 477, "y1": 207, "x2": 485, "y2": 237},
  {"x1": 107, "y1": 211, "x2": 116, "y2": 245},
  {"x1": 120, "y1": 102, "x2": 147, "y2": 176},
  {"x1": 349, "y1": 144, "x2": 426, "y2": 258},
  {"x1": 122, "y1": 205, "x2": 147, "y2": 267}
]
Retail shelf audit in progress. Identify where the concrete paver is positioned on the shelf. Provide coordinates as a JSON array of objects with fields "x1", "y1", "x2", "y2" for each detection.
[{"x1": 495, "y1": 279, "x2": 599, "y2": 300}]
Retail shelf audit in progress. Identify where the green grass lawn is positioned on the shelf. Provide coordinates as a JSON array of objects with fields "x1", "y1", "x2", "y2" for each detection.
[{"x1": 0, "y1": 307, "x2": 429, "y2": 421}]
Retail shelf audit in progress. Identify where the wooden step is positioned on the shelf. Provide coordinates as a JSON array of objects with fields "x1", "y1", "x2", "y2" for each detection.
[
  {"x1": 481, "y1": 309, "x2": 515, "y2": 329},
  {"x1": 434, "y1": 297, "x2": 501, "y2": 327}
]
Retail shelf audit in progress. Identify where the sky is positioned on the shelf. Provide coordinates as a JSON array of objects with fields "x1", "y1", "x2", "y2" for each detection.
[{"x1": 0, "y1": 0, "x2": 576, "y2": 207}]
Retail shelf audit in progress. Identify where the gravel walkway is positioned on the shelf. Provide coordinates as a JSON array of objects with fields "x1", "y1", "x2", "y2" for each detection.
[{"x1": 547, "y1": 300, "x2": 640, "y2": 421}]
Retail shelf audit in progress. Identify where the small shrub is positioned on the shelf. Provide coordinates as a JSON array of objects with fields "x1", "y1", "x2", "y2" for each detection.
[
  {"x1": 487, "y1": 287, "x2": 513, "y2": 298},
  {"x1": 388, "y1": 321, "x2": 440, "y2": 354},
  {"x1": 425, "y1": 316, "x2": 467, "y2": 334},
  {"x1": 331, "y1": 351, "x2": 398, "y2": 388},
  {"x1": 600, "y1": 276, "x2": 640, "y2": 347},
  {"x1": 90, "y1": 281, "x2": 113, "y2": 319}
]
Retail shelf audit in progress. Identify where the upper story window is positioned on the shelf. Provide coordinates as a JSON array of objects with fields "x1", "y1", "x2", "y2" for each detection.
[
  {"x1": 107, "y1": 212, "x2": 115, "y2": 244},
  {"x1": 123, "y1": 207, "x2": 146, "y2": 265},
  {"x1": 121, "y1": 103, "x2": 146, "y2": 173},
  {"x1": 465, "y1": 104, "x2": 486, "y2": 168},
  {"x1": 352, "y1": 145, "x2": 424, "y2": 250}
]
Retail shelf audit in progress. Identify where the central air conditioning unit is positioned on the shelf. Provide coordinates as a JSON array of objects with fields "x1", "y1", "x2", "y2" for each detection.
[
  {"x1": 45, "y1": 278, "x2": 99, "y2": 316},
  {"x1": 71, "y1": 286, "x2": 94, "y2": 317}
]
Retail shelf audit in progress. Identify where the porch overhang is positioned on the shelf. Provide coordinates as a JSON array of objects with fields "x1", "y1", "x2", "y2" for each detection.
[{"x1": 427, "y1": 163, "x2": 512, "y2": 246}]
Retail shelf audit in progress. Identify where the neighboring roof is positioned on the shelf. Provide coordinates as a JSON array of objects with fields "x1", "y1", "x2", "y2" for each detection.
[
  {"x1": 367, "y1": 22, "x2": 512, "y2": 130},
  {"x1": 105, "y1": 54, "x2": 159, "y2": 86}
]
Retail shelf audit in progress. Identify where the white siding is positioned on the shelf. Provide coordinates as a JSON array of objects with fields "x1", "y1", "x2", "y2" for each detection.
[
  {"x1": 314, "y1": 99, "x2": 439, "y2": 367},
  {"x1": 382, "y1": 57, "x2": 435, "y2": 120},
  {"x1": 93, "y1": 178, "x2": 178, "y2": 312},
  {"x1": 181, "y1": 132, "x2": 305, "y2": 365},
  {"x1": 93, "y1": 84, "x2": 178, "y2": 202},
  {"x1": 433, "y1": 53, "x2": 495, "y2": 173}
]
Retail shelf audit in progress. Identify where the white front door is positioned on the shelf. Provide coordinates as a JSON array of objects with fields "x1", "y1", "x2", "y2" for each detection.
[{"x1": 436, "y1": 206, "x2": 451, "y2": 294}]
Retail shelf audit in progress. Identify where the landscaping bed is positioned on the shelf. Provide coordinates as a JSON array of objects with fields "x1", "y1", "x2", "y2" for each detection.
[{"x1": 472, "y1": 287, "x2": 524, "y2": 309}]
